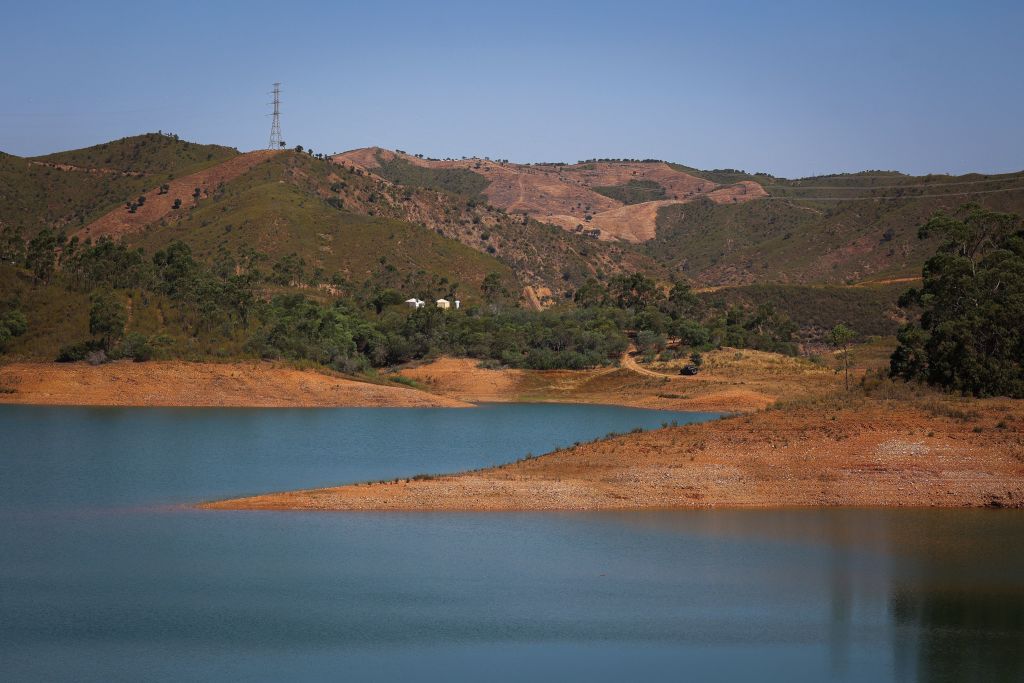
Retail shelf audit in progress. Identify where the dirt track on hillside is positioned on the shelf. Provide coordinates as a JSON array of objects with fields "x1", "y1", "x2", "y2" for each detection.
[
  {"x1": 0, "y1": 361, "x2": 470, "y2": 408},
  {"x1": 395, "y1": 351, "x2": 828, "y2": 413}
]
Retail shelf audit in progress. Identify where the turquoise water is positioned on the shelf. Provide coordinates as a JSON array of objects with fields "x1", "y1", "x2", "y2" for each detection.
[{"x1": 0, "y1": 404, "x2": 1022, "y2": 682}]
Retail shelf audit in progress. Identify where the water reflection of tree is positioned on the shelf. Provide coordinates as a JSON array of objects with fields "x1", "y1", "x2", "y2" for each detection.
[
  {"x1": 891, "y1": 588, "x2": 1024, "y2": 682},
  {"x1": 885, "y1": 509, "x2": 1024, "y2": 683}
]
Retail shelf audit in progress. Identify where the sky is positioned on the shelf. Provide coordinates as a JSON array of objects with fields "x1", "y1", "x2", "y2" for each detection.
[{"x1": 3, "y1": 0, "x2": 1022, "y2": 178}]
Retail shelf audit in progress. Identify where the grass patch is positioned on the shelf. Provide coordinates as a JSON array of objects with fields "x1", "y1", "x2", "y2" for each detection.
[
  {"x1": 592, "y1": 179, "x2": 667, "y2": 205},
  {"x1": 374, "y1": 154, "x2": 490, "y2": 198}
]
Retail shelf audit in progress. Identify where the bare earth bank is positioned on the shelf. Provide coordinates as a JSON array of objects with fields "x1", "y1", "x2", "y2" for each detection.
[
  {"x1": 0, "y1": 361, "x2": 471, "y2": 408},
  {"x1": 203, "y1": 398, "x2": 1024, "y2": 511}
]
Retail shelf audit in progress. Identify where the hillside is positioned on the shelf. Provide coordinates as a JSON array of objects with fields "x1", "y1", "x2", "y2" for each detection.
[
  {"x1": 0, "y1": 133, "x2": 239, "y2": 236},
  {"x1": 127, "y1": 152, "x2": 518, "y2": 303},
  {"x1": 35, "y1": 132, "x2": 237, "y2": 175},
  {"x1": 334, "y1": 148, "x2": 765, "y2": 243},
  {"x1": 335, "y1": 147, "x2": 1024, "y2": 286},
  {"x1": 282, "y1": 150, "x2": 666, "y2": 301},
  {"x1": 650, "y1": 170, "x2": 1024, "y2": 285},
  {"x1": 696, "y1": 281, "x2": 909, "y2": 340}
]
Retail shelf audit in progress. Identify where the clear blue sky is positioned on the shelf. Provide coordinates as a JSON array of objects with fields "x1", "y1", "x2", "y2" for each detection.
[{"x1": 3, "y1": 0, "x2": 1022, "y2": 178}]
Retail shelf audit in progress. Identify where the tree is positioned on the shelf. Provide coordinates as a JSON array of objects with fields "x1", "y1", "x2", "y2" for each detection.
[
  {"x1": 890, "y1": 204, "x2": 1024, "y2": 397},
  {"x1": 270, "y1": 253, "x2": 306, "y2": 286},
  {"x1": 0, "y1": 310, "x2": 28, "y2": 351},
  {"x1": 830, "y1": 324, "x2": 856, "y2": 391},
  {"x1": 481, "y1": 273, "x2": 506, "y2": 309},
  {"x1": 89, "y1": 290, "x2": 126, "y2": 350},
  {"x1": 607, "y1": 272, "x2": 659, "y2": 310},
  {"x1": 573, "y1": 278, "x2": 606, "y2": 308},
  {"x1": 665, "y1": 281, "x2": 700, "y2": 319},
  {"x1": 0, "y1": 225, "x2": 26, "y2": 264},
  {"x1": 25, "y1": 228, "x2": 62, "y2": 284}
]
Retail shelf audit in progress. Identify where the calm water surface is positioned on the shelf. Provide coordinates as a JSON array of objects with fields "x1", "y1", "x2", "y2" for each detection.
[{"x1": 0, "y1": 404, "x2": 1021, "y2": 682}]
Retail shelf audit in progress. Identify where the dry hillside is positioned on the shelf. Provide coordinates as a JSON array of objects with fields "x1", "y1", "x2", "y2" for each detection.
[
  {"x1": 333, "y1": 148, "x2": 767, "y2": 242},
  {"x1": 76, "y1": 150, "x2": 281, "y2": 241}
]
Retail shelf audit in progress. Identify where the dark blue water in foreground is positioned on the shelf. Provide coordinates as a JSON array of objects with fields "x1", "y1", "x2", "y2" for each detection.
[{"x1": 1, "y1": 405, "x2": 1022, "y2": 682}]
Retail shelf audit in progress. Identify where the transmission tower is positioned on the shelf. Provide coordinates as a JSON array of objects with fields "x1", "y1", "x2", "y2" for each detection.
[{"x1": 268, "y1": 82, "x2": 284, "y2": 150}]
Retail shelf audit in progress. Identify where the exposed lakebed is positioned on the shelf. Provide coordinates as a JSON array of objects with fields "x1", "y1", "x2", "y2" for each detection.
[{"x1": 1, "y1": 404, "x2": 1021, "y2": 682}]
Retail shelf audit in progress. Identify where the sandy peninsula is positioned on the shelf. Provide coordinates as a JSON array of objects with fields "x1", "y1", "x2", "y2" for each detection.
[{"x1": 202, "y1": 395, "x2": 1024, "y2": 511}]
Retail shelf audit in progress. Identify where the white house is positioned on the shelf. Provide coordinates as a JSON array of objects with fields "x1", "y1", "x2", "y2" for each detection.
[
  {"x1": 405, "y1": 298, "x2": 425, "y2": 309},
  {"x1": 436, "y1": 298, "x2": 451, "y2": 310}
]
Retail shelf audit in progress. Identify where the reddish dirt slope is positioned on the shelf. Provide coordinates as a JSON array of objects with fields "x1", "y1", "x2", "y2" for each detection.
[
  {"x1": 76, "y1": 150, "x2": 281, "y2": 241},
  {"x1": 333, "y1": 149, "x2": 767, "y2": 243},
  {"x1": 203, "y1": 398, "x2": 1024, "y2": 511},
  {"x1": 0, "y1": 361, "x2": 469, "y2": 408}
]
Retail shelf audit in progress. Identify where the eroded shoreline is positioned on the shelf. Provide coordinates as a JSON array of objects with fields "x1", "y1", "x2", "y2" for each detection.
[
  {"x1": 0, "y1": 361, "x2": 471, "y2": 408},
  {"x1": 201, "y1": 397, "x2": 1024, "y2": 511}
]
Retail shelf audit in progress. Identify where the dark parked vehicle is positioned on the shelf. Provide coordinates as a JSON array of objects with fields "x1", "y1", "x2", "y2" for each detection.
[{"x1": 680, "y1": 364, "x2": 700, "y2": 376}]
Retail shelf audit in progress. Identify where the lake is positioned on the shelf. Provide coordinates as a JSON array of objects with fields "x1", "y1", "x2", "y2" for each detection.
[{"x1": 0, "y1": 404, "x2": 1022, "y2": 682}]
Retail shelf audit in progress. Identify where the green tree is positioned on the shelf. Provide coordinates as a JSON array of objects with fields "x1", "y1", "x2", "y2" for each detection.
[
  {"x1": 607, "y1": 272, "x2": 659, "y2": 310},
  {"x1": 890, "y1": 204, "x2": 1024, "y2": 397},
  {"x1": 270, "y1": 253, "x2": 306, "y2": 286},
  {"x1": 481, "y1": 273, "x2": 506, "y2": 309},
  {"x1": 573, "y1": 278, "x2": 607, "y2": 308},
  {"x1": 25, "y1": 228, "x2": 62, "y2": 283},
  {"x1": 830, "y1": 324, "x2": 856, "y2": 391},
  {"x1": 89, "y1": 290, "x2": 127, "y2": 350},
  {"x1": 0, "y1": 225, "x2": 26, "y2": 264},
  {"x1": 0, "y1": 310, "x2": 28, "y2": 351}
]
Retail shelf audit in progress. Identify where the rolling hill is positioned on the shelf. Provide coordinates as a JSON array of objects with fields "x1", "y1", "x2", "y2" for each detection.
[
  {"x1": 5, "y1": 133, "x2": 1023, "y2": 347},
  {"x1": 335, "y1": 147, "x2": 1024, "y2": 286},
  {"x1": 0, "y1": 133, "x2": 239, "y2": 236},
  {"x1": 334, "y1": 148, "x2": 766, "y2": 243},
  {"x1": 126, "y1": 152, "x2": 519, "y2": 303}
]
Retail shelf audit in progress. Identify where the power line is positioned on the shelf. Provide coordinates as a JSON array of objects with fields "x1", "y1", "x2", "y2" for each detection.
[{"x1": 268, "y1": 83, "x2": 284, "y2": 151}]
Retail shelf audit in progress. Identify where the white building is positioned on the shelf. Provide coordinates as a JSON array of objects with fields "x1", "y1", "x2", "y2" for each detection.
[
  {"x1": 405, "y1": 298, "x2": 425, "y2": 309},
  {"x1": 436, "y1": 299, "x2": 451, "y2": 310}
]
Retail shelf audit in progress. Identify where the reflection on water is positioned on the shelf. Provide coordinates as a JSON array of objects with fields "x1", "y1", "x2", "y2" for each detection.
[
  {"x1": 605, "y1": 509, "x2": 1024, "y2": 683},
  {"x1": 0, "y1": 406, "x2": 1022, "y2": 682}
]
